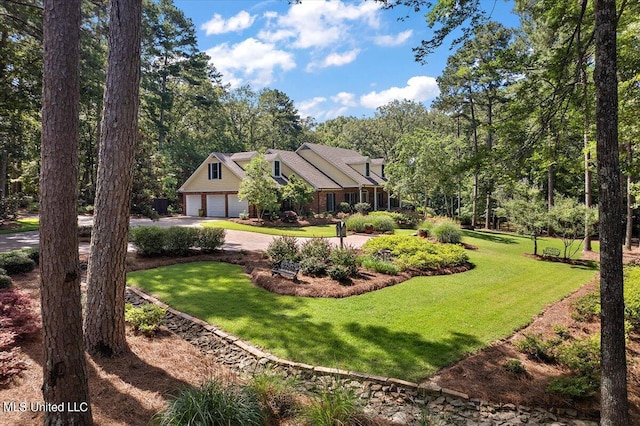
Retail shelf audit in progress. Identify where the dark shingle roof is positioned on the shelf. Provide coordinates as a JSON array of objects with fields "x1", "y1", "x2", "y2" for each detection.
[{"x1": 266, "y1": 149, "x2": 341, "y2": 190}]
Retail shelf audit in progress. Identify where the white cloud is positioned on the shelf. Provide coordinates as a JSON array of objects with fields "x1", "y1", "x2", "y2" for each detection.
[
  {"x1": 360, "y1": 76, "x2": 439, "y2": 109},
  {"x1": 306, "y1": 49, "x2": 360, "y2": 71},
  {"x1": 201, "y1": 11, "x2": 256, "y2": 35},
  {"x1": 331, "y1": 92, "x2": 357, "y2": 107},
  {"x1": 206, "y1": 38, "x2": 296, "y2": 88},
  {"x1": 374, "y1": 29, "x2": 413, "y2": 47},
  {"x1": 297, "y1": 96, "x2": 327, "y2": 118},
  {"x1": 258, "y1": 1, "x2": 382, "y2": 50}
]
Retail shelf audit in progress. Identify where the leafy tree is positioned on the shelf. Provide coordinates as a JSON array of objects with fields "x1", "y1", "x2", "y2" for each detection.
[
  {"x1": 503, "y1": 185, "x2": 548, "y2": 256},
  {"x1": 281, "y1": 174, "x2": 314, "y2": 215},
  {"x1": 238, "y1": 153, "x2": 279, "y2": 220},
  {"x1": 548, "y1": 194, "x2": 597, "y2": 259},
  {"x1": 257, "y1": 88, "x2": 303, "y2": 151},
  {"x1": 84, "y1": 0, "x2": 142, "y2": 356},
  {"x1": 40, "y1": 0, "x2": 92, "y2": 422}
]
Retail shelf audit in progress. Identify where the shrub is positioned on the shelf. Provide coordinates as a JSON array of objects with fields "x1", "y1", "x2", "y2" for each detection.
[
  {"x1": 503, "y1": 359, "x2": 528, "y2": 377},
  {"x1": 0, "y1": 274, "x2": 11, "y2": 289},
  {"x1": 130, "y1": 226, "x2": 165, "y2": 256},
  {"x1": 346, "y1": 214, "x2": 396, "y2": 233},
  {"x1": 546, "y1": 375, "x2": 599, "y2": 399},
  {"x1": 0, "y1": 251, "x2": 36, "y2": 275},
  {"x1": 354, "y1": 202, "x2": 371, "y2": 215},
  {"x1": 555, "y1": 335, "x2": 600, "y2": 376},
  {"x1": 370, "y1": 211, "x2": 420, "y2": 228},
  {"x1": 163, "y1": 226, "x2": 198, "y2": 256},
  {"x1": 338, "y1": 202, "x2": 351, "y2": 213},
  {"x1": 514, "y1": 333, "x2": 555, "y2": 363},
  {"x1": 571, "y1": 292, "x2": 600, "y2": 322},
  {"x1": 433, "y1": 220, "x2": 462, "y2": 244},
  {"x1": 196, "y1": 227, "x2": 225, "y2": 253},
  {"x1": 303, "y1": 383, "x2": 362, "y2": 426},
  {"x1": 0, "y1": 348, "x2": 29, "y2": 386},
  {"x1": 239, "y1": 210, "x2": 249, "y2": 220},
  {"x1": 359, "y1": 256, "x2": 399, "y2": 275},
  {"x1": 250, "y1": 372, "x2": 299, "y2": 421},
  {"x1": 21, "y1": 248, "x2": 39, "y2": 264},
  {"x1": 329, "y1": 247, "x2": 358, "y2": 277},
  {"x1": 624, "y1": 266, "x2": 640, "y2": 325},
  {"x1": 124, "y1": 303, "x2": 166, "y2": 336},
  {"x1": 0, "y1": 288, "x2": 41, "y2": 339},
  {"x1": 300, "y1": 238, "x2": 332, "y2": 261},
  {"x1": 299, "y1": 257, "x2": 328, "y2": 276},
  {"x1": 346, "y1": 213, "x2": 367, "y2": 232},
  {"x1": 266, "y1": 236, "x2": 299, "y2": 264},
  {"x1": 156, "y1": 379, "x2": 266, "y2": 426},
  {"x1": 327, "y1": 264, "x2": 349, "y2": 282}
]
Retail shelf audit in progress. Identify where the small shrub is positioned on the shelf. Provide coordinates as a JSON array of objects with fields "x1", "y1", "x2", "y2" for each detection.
[
  {"x1": 546, "y1": 375, "x2": 599, "y2": 399},
  {"x1": 555, "y1": 335, "x2": 600, "y2": 376},
  {"x1": 266, "y1": 236, "x2": 299, "y2": 264},
  {"x1": 0, "y1": 251, "x2": 36, "y2": 275},
  {"x1": 514, "y1": 333, "x2": 555, "y2": 363},
  {"x1": 299, "y1": 257, "x2": 327, "y2": 276},
  {"x1": 370, "y1": 211, "x2": 420, "y2": 228},
  {"x1": 303, "y1": 383, "x2": 360, "y2": 426},
  {"x1": 239, "y1": 210, "x2": 249, "y2": 220},
  {"x1": 354, "y1": 202, "x2": 371, "y2": 215},
  {"x1": 250, "y1": 372, "x2": 299, "y2": 421},
  {"x1": 124, "y1": 303, "x2": 166, "y2": 336},
  {"x1": 359, "y1": 256, "x2": 399, "y2": 275},
  {"x1": 327, "y1": 264, "x2": 349, "y2": 282},
  {"x1": 300, "y1": 238, "x2": 332, "y2": 261},
  {"x1": 571, "y1": 292, "x2": 600, "y2": 322},
  {"x1": 433, "y1": 220, "x2": 462, "y2": 244},
  {"x1": 156, "y1": 379, "x2": 266, "y2": 426},
  {"x1": 0, "y1": 348, "x2": 29, "y2": 385},
  {"x1": 346, "y1": 214, "x2": 397, "y2": 233},
  {"x1": 130, "y1": 226, "x2": 165, "y2": 256},
  {"x1": 21, "y1": 248, "x2": 39, "y2": 264},
  {"x1": 552, "y1": 325, "x2": 571, "y2": 340},
  {"x1": 0, "y1": 274, "x2": 11, "y2": 289},
  {"x1": 329, "y1": 247, "x2": 358, "y2": 277},
  {"x1": 163, "y1": 226, "x2": 198, "y2": 256},
  {"x1": 346, "y1": 214, "x2": 367, "y2": 232},
  {"x1": 0, "y1": 288, "x2": 41, "y2": 339},
  {"x1": 503, "y1": 359, "x2": 528, "y2": 377},
  {"x1": 196, "y1": 227, "x2": 225, "y2": 253},
  {"x1": 338, "y1": 202, "x2": 351, "y2": 213}
]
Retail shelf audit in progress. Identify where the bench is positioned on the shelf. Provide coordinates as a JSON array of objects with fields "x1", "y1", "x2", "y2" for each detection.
[
  {"x1": 271, "y1": 260, "x2": 300, "y2": 282},
  {"x1": 543, "y1": 247, "x2": 560, "y2": 257}
]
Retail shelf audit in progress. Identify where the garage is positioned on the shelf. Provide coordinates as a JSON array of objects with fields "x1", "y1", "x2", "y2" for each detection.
[
  {"x1": 227, "y1": 194, "x2": 248, "y2": 218},
  {"x1": 185, "y1": 194, "x2": 202, "y2": 217},
  {"x1": 206, "y1": 194, "x2": 226, "y2": 217}
]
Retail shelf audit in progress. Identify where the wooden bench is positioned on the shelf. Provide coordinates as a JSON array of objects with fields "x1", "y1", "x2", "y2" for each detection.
[
  {"x1": 543, "y1": 247, "x2": 560, "y2": 257},
  {"x1": 271, "y1": 260, "x2": 300, "y2": 282}
]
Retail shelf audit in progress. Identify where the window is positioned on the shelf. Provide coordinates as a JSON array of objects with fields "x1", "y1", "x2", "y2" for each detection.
[
  {"x1": 344, "y1": 192, "x2": 357, "y2": 205},
  {"x1": 381, "y1": 164, "x2": 385, "y2": 178},
  {"x1": 326, "y1": 193, "x2": 336, "y2": 212},
  {"x1": 365, "y1": 162, "x2": 370, "y2": 177},
  {"x1": 208, "y1": 163, "x2": 222, "y2": 180},
  {"x1": 274, "y1": 160, "x2": 281, "y2": 177}
]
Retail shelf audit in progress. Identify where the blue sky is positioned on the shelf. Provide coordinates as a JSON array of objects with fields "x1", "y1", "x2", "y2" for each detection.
[{"x1": 174, "y1": 0, "x2": 520, "y2": 121}]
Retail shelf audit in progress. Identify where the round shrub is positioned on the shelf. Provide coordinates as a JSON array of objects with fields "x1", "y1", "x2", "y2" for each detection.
[
  {"x1": 327, "y1": 264, "x2": 349, "y2": 282},
  {"x1": 353, "y1": 202, "x2": 371, "y2": 215},
  {"x1": 338, "y1": 202, "x2": 351, "y2": 213},
  {"x1": 372, "y1": 215, "x2": 396, "y2": 233},
  {"x1": 130, "y1": 226, "x2": 165, "y2": 256},
  {"x1": 299, "y1": 257, "x2": 327, "y2": 276},
  {"x1": 156, "y1": 379, "x2": 266, "y2": 426},
  {"x1": 21, "y1": 248, "x2": 39, "y2": 264},
  {"x1": 124, "y1": 303, "x2": 166, "y2": 336},
  {"x1": 197, "y1": 227, "x2": 225, "y2": 253},
  {"x1": 0, "y1": 273, "x2": 12, "y2": 289},
  {"x1": 163, "y1": 226, "x2": 198, "y2": 256},
  {"x1": 300, "y1": 238, "x2": 332, "y2": 261},
  {"x1": 0, "y1": 251, "x2": 36, "y2": 275},
  {"x1": 267, "y1": 236, "x2": 299, "y2": 264},
  {"x1": 433, "y1": 221, "x2": 462, "y2": 244},
  {"x1": 329, "y1": 247, "x2": 358, "y2": 276},
  {"x1": 359, "y1": 256, "x2": 399, "y2": 275}
]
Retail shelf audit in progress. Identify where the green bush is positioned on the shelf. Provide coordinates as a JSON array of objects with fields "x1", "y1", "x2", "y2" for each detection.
[
  {"x1": 514, "y1": 333, "x2": 555, "y2": 363},
  {"x1": 303, "y1": 383, "x2": 362, "y2": 426},
  {"x1": 346, "y1": 214, "x2": 396, "y2": 233},
  {"x1": 327, "y1": 264, "x2": 350, "y2": 282},
  {"x1": 196, "y1": 227, "x2": 226, "y2": 253},
  {"x1": 353, "y1": 202, "x2": 371, "y2": 215},
  {"x1": 546, "y1": 375, "x2": 599, "y2": 399},
  {"x1": 555, "y1": 335, "x2": 600, "y2": 376},
  {"x1": 0, "y1": 251, "x2": 36, "y2": 275},
  {"x1": 300, "y1": 238, "x2": 332, "y2": 261},
  {"x1": 359, "y1": 256, "x2": 399, "y2": 275},
  {"x1": 503, "y1": 359, "x2": 528, "y2": 377},
  {"x1": 0, "y1": 272, "x2": 11, "y2": 289},
  {"x1": 249, "y1": 372, "x2": 299, "y2": 421},
  {"x1": 156, "y1": 379, "x2": 266, "y2": 426},
  {"x1": 163, "y1": 226, "x2": 198, "y2": 256},
  {"x1": 329, "y1": 247, "x2": 358, "y2": 277},
  {"x1": 338, "y1": 202, "x2": 351, "y2": 213},
  {"x1": 624, "y1": 266, "x2": 640, "y2": 325},
  {"x1": 20, "y1": 248, "x2": 39, "y2": 264},
  {"x1": 299, "y1": 257, "x2": 327, "y2": 276},
  {"x1": 370, "y1": 211, "x2": 420, "y2": 229},
  {"x1": 124, "y1": 303, "x2": 166, "y2": 336},
  {"x1": 433, "y1": 220, "x2": 462, "y2": 244},
  {"x1": 130, "y1": 226, "x2": 165, "y2": 256},
  {"x1": 266, "y1": 236, "x2": 299, "y2": 264},
  {"x1": 571, "y1": 292, "x2": 600, "y2": 322}
]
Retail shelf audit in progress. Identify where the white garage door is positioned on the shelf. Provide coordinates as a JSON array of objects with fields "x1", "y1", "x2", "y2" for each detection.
[
  {"x1": 228, "y1": 194, "x2": 248, "y2": 218},
  {"x1": 206, "y1": 194, "x2": 226, "y2": 217},
  {"x1": 185, "y1": 194, "x2": 201, "y2": 217}
]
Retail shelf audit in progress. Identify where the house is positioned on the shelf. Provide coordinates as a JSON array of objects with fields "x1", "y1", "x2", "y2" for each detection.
[{"x1": 178, "y1": 143, "x2": 390, "y2": 218}]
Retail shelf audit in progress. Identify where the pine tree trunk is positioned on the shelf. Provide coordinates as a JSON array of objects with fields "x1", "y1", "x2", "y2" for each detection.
[
  {"x1": 84, "y1": 0, "x2": 142, "y2": 356},
  {"x1": 595, "y1": 0, "x2": 629, "y2": 423},
  {"x1": 40, "y1": 0, "x2": 92, "y2": 423}
]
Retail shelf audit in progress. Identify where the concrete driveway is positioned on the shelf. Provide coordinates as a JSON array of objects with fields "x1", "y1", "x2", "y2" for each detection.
[{"x1": 0, "y1": 216, "x2": 373, "y2": 254}]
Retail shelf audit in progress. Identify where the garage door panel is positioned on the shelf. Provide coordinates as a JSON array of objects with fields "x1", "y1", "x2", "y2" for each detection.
[
  {"x1": 228, "y1": 195, "x2": 248, "y2": 218},
  {"x1": 206, "y1": 194, "x2": 225, "y2": 217},
  {"x1": 185, "y1": 195, "x2": 201, "y2": 217}
]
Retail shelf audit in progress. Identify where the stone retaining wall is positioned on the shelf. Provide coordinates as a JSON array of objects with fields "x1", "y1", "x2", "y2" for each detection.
[{"x1": 127, "y1": 287, "x2": 599, "y2": 425}]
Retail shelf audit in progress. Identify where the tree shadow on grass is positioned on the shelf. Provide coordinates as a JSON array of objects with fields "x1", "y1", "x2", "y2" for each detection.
[{"x1": 463, "y1": 230, "x2": 518, "y2": 245}]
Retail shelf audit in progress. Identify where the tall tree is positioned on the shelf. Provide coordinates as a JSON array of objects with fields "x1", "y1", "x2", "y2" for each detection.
[
  {"x1": 595, "y1": 0, "x2": 628, "y2": 423},
  {"x1": 84, "y1": 0, "x2": 142, "y2": 356},
  {"x1": 40, "y1": 0, "x2": 92, "y2": 423},
  {"x1": 257, "y1": 88, "x2": 303, "y2": 151}
]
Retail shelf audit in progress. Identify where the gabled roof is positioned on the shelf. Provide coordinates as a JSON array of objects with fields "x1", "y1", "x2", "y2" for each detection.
[
  {"x1": 266, "y1": 149, "x2": 341, "y2": 190},
  {"x1": 178, "y1": 152, "x2": 246, "y2": 192},
  {"x1": 296, "y1": 143, "x2": 385, "y2": 186}
]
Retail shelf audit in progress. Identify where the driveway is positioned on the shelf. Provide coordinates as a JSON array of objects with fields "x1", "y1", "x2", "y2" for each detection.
[{"x1": 0, "y1": 216, "x2": 373, "y2": 254}]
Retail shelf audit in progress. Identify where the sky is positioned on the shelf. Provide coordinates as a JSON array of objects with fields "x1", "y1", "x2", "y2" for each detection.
[{"x1": 174, "y1": 0, "x2": 521, "y2": 122}]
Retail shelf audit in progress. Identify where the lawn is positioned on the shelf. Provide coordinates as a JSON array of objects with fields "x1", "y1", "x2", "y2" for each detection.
[
  {"x1": 127, "y1": 230, "x2": 598, "y2": 382},
  {"x1": 201, "y1": 219, "x2": 337, "y2": 237},
  {"x1": 0, "y1": 218, "x2": 39, "y2": 234}
]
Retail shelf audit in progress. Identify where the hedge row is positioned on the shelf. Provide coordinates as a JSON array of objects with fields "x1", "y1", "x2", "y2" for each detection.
[
  {"x1": 345, "y1": 213, "x2": 396, "y2": 233},
  {"x1": 130, "y1": 226, "x2": 225, "y2": 256}
]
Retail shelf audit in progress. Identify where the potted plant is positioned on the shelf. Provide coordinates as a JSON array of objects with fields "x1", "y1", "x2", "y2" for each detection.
[
  {"x1": 418, "y1": 228, "x2": 429, "y2": 238},
  {"x1": 364, "y1": 223, "x2": 374, "y2": 234}
]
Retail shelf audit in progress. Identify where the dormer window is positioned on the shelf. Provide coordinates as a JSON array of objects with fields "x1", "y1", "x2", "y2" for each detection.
[
  {"x1": 208, "y1": 163, "x2": 222, "y2": 180},
  {"x1": 365, "y1": 162, "x2": 370, "y2": 177},
  {"x1": 274, "y1": 160, "x2": 281, "y2": 177}
]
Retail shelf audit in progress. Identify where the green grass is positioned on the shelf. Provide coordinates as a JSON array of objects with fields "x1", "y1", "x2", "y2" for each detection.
[
  {"x1": 202, "y1": 220, "x2": 337, "y2": 237},
  {"x1": 127, "y1": 230, "x2": 597, "y2": 382},
  {"x1": 0, "y1": 218, "x2": 39, "y2": 234}
]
